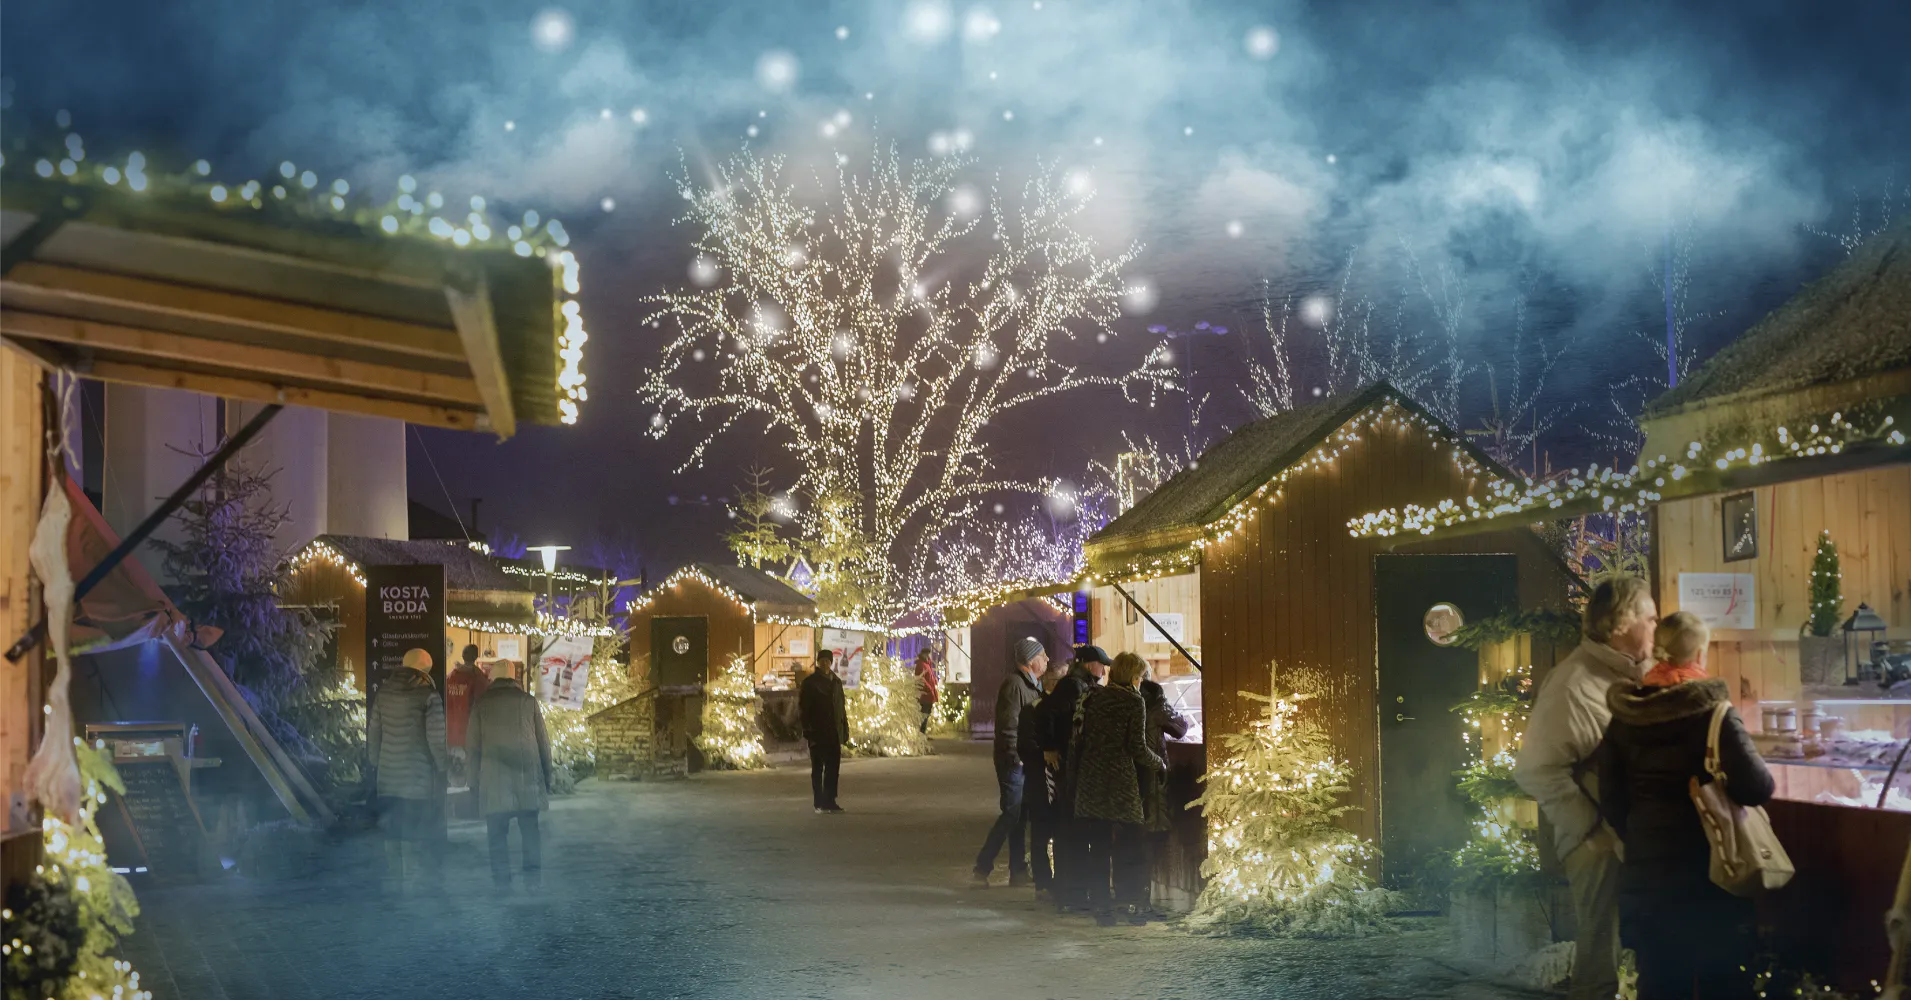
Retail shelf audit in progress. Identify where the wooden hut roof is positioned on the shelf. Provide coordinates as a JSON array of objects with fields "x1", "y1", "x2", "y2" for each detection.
[
  {"x1": 1, "y1": 150, "x2": 589, "y2": 436},
  {"x1": 1645, "y1": 218, "x2": 1911, "y2": 417},
  {"x1": 306, "y1": 535, "x2": 528, "y2": 593},
  {"x1": 689, "y1": 562, "x2": 817, "y2": 619},
  {"x1": 1088, "y1": 382, "x2": 1506, "y2": 573}
]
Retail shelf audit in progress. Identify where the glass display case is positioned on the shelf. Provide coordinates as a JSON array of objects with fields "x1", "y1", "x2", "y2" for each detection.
[{"x1": 1753, "y1": 695, "x2": 1911, "y2": 812}]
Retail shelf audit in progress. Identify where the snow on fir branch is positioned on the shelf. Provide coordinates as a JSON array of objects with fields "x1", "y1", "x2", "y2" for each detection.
[
  {"x1": 1186, "y1": 682, "x2": 1396, "y2": 937},
  {"x1": 640, "y1": 142, "x2": 1175, "y2": 621}
]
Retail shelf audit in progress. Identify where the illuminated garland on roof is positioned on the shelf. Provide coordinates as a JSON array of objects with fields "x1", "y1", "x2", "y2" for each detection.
[
  {"x1": 4, "y1": 126, "x2": 590, "y2": 424},
  {"x1": 1347, "y1": 408, "x2": 1903, "y2": 539},
  {"x1": 632, "y1": 565, "x2": 901, "y2": 634},
  {"x1": 1091, "y1": 398, "x2": 1491, "y2": 583},
  {"x1": 501, "y1": 564, "x2": 604, "y2": 585},
  {"x1": 287, "y1": 540, "x2": 610, "y2": 637}
]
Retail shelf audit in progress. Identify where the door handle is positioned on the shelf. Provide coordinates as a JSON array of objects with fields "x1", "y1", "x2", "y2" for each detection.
[{"x1": 1395, "y1": 713, "x2": 1416, "y2": 722}]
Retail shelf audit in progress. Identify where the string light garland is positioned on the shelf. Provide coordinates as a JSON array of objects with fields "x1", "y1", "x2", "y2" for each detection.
[
  {"x1": 287, "y1": 541, "x2": 610, "y2": 637},
  {"x1": 1092, "y1": 396, "x2": 1493, "y2": 584},
  {"x1": 845, "y1": 654, "x2": 932, "y2": 758},
  {"x1": 6, "y1": 742, "x2": 153, "y2": 999},
  {"x1": 4, "y1": 121, "x2": 591, "y2": 424},
  {"x1": 638, "y1": 143, "x2": 1175, "y2": 623},
  {"x1": 1348, "y1": 406, "x2": 1905, "y2": 540}
]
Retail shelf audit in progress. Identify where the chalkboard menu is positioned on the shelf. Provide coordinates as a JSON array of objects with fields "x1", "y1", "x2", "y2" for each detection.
[
  {"x1": 111, "y1": 759, "x2": 207, "y2": 880},
  {"x1": 365, "y1": 563, "x2": 447, "y2": 706}
]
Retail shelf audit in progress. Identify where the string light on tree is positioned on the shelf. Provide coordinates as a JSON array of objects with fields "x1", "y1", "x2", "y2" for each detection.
[
  {"x1": 697, "y1": 657, "x2": 768, "y2": 769},
  {"x1": 640, "y1": 142, "x2": 1174, "y2": 622}
]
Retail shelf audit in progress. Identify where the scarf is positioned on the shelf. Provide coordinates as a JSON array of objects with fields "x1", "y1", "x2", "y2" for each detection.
[{"x1": 1641, "y1": 661, "x2": 1708, "y2": 687}]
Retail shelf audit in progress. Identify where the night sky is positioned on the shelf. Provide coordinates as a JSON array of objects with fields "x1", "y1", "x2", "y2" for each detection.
[{"x1": 6, "y1": 0, "x2": 1908, "y2": 579}]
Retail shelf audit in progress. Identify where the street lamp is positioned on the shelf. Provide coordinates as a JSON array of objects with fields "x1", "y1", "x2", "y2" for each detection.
[{"x1": 526, "y1": 545, "x2": 571, "y2": 621}]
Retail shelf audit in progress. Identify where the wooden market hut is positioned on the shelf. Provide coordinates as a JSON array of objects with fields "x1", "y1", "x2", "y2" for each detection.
[
  {"x1": 956, "y1": 596, "x2": 1074, "y2": 740},
  {"x1": 1638, "y1": 224, "x2": 1909, "y2": 986},
  {"x1": 282, "y1": 534, "x2": 539, "y2": 689},
  {"x1": 622, "y1": 563, "x2": 825, "y2": 768},
  {"x1": 1343, "y1": 221, "x2": 1911, "y2": 989},
  {"x1": 0, "y1": 144, "x2": 588, "y2": 889},
  {"x1": 1083, "y1": 382, "x2": 1580, "y2": 885}
]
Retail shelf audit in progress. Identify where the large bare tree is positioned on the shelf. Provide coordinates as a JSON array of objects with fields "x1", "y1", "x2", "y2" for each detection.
[{"x1": 641, "y1": 145, "x2": 1172, "y2": 618}]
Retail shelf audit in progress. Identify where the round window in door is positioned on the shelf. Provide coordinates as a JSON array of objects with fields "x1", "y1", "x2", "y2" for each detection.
[
  {"x1": 673, "y1": 635, "x2": 692, "y2": 655},
  {"x1": 1423, "y1": 603, "x2": 1464, "y2": 646}
]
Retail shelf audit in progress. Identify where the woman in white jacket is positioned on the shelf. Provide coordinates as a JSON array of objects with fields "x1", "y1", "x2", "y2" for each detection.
[{"x1": 1514, "y1": 577, "x2": 1656, "y2": 1000}]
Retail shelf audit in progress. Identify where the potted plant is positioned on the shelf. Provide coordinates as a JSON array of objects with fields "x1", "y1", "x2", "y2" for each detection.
[{"x1": 1798, "y1": 530, "x2": 1843, "y2": 687}]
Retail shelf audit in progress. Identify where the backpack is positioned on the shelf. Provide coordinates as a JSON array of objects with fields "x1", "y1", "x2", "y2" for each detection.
[{"x1": 1689, "y1": 701, "x2": 1793, "y2": 897}]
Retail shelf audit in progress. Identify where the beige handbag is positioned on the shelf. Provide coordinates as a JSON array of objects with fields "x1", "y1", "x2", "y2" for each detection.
[{"x1": 1689, "y1": 701, "x2": 1794, "y2": 897}]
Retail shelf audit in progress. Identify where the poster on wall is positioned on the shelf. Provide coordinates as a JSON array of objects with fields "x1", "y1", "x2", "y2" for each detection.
[
  {"x1": 365, "y1": 564, "x2": 447, "y2": 712},
  {"x1": 537, "y1": 634, "x2": 594, "y2": 709},
  {"x1": 944, "y1": 627, "x2": 972, "y2": 683},
  {"x1": 822, "y1": 627, "x2": 865, "y2": 688},
  {"x1": 1142, "y1": 612, "x2": 1185, "y2": 646},
  {"x1": 1677, "y1": 573, "x2": 1757, "y2": 630}
]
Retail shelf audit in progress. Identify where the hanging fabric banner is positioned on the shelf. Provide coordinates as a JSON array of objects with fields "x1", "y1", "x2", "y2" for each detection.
[{"x1": 537, "y1": 634, "x2": 593, "y2": 709}]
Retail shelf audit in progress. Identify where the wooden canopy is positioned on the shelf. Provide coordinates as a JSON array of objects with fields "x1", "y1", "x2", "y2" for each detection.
[{"x1": 0, "y1": 174, "x2": 572, "y2": 438}]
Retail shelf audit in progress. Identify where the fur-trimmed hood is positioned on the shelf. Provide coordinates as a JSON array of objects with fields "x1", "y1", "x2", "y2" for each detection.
[{"x1": 1606, "y1": 677, "x2": 1731, "y2": 727}]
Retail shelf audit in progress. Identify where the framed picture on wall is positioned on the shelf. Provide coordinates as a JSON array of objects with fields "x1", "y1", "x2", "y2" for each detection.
[{"x1": 1721, "y1": 492, "x2": 1757, "y2": 562}]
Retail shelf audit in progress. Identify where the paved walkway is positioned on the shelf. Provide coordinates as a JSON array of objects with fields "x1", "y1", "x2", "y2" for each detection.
[{"x1": 121, "y1": 741, "x2": 1539, "y2": 1000}]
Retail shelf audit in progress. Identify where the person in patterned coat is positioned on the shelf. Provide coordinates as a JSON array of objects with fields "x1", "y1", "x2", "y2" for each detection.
[{"x1": 1069, "y1": 652, "x2": 1163, "y2": 925}]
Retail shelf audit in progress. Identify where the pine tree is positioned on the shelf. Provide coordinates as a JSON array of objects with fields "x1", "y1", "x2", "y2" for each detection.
[
  {"x1": 1186, "y1": 685, "x2": 1392, "y2": 937},
  {"x1": 154, "y1": 457, "x2": 360, "y2": 795},
  {"x1": 696, "y1": 656, "x2": 767, "y2": 770},
  {"x1": 1807, "y1": 530, "x2": 1842, "y2": 637},
  {"x1": 845, "y1": 654, "x2": 931, "y2": 758},
  {"x1": 724, "y1": 466, "x2": 794, "y2": 570}
]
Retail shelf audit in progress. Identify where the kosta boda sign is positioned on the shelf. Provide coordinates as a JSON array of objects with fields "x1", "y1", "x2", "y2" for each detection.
[{"x1": 365, "y1": 564, "x2": 448, "y2": 702}]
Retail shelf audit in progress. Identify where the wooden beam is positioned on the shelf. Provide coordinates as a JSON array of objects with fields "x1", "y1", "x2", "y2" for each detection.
[
  {"x1": 64, "y1": 357, "x2": 484, "y2": 431},
  {"x1": 443, "y1": 267, "x2": 517, "y2": 439},
  {"x1": 1, "y1": 311, "x2": 484, "y2": 406},
  {"x1": 4, "y1": 262, "x2": 466, "y2": 363}
]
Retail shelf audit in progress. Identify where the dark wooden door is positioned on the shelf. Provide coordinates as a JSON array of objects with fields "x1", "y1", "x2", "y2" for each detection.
[
  {"x1": 1374, "y1": 554, "x2": 1517, "y2": 885},
  {"x1": 651, "y1": 616, "x2": 708, "y2": 690}
]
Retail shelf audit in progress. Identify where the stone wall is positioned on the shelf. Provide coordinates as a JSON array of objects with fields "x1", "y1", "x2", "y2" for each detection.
[{"x1": 589, "y1": 692, "x2": 685, "y2": 780}]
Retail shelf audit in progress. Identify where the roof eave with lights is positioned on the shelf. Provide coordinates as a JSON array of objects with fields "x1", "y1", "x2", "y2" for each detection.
[{"x1": 0, "y1": 138, "x2": 588, "y2": 436}]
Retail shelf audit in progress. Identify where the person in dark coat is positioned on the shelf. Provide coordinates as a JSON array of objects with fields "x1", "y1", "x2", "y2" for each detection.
[
  {"x1": 799, "y1": 649, "x2": 849, "y2": 813},
  {"x1": 467, "y1": 659, "x2": 553, "y2": 889},
  {"x1": 368, "y1": 648, "x2": 447, "y2": 889},
  {"x1": 1035, "y1": 644, "x2": 1111, "y2": 913},
  {"x1": 1072, "y1": 652, "x2": 1163, "y2": 926},
  {"x1": 1138, "y1": 670, "x2": 1190, "y2": 832},
  {"x1": 1599, "y1": 612, "x2": 1773, "y2": 1000},
  {"x1": 1022, "y1": 660, "x2": 1068, "y2": 899},
  {"x1": 971, "y1": 638, "x2": 1047, "y2": 886}
]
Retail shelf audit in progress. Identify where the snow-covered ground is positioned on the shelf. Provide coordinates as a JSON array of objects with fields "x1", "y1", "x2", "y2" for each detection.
[{"x1": 122, "y1": 741, "x2": 1534, "y2": 1000}]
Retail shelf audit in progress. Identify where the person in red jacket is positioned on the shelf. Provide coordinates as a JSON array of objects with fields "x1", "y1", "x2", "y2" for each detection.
[
  {"x1": 444, "y1": 644, "x2": 491, "y2": 789},
  {"x1": 914, "y1": 650, "x2": 940, "y2": 734}
]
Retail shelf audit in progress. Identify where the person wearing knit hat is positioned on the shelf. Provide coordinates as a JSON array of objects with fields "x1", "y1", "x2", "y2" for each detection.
[
  {"x1": 971, "y1": 636, "x2": 1049, "y2": 887},
  {"x1": 1035, "y1": 644, "x2": 1112, "y2": 911},
  {"x1": 369, "y1": 647, "x2": 449, "y2": 892}
]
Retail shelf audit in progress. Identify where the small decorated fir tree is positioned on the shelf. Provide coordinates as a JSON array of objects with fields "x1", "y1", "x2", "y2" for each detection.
[
  {"x1": 1186, "y1": 683, "x2": 1393, "y2": 937},
  {"x1": 696, "y1": 656, "x2": 767, "y2": 770},
  {"x1": 1807, "y1": 530, "x2": 1842, "y2": 637},
  {"x1": 845, "y1": 654, "x2": 931, "y2": 758}
]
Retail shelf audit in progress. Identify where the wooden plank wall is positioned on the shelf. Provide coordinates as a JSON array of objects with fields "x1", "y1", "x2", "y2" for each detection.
[
  {"x1": 284, "y1": 561, "x2": 367, "y2": 688},
  {"x1": 1655, "y1": 465, "x2": 1911, "y2": 721},
  {"x1": 750, "y1": 620, "x2": 816, "y2": 685},
  {"x1": 0, "y1": 348, "x2": 42, "y2": 838},
  {"x1": 625, "y1": 579, "x2": 754, "y2": 689},
  {"x1": 1199, "y1": 416, "x2": 1579, "y2": 844},
  {"x1": 1090, "y1": 570, "x2": 1201, "y2": 676}
]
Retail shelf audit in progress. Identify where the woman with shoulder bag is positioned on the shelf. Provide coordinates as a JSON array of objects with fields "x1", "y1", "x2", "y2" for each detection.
[{"x1": 1599, "y1": 612, "x2": 1777, "y2": 1000}]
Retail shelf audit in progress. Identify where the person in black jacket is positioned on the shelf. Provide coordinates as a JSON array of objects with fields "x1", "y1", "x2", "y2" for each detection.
[
  {"x1": 799, "y1": 649, "x2": 849, "y2": 814},
  {"x1": 1022, "y1": 661, "x2": 1068, "y2": 899},
  {"x1": 1035, "y1": 644, "x2": 1111, "y2": 913},
  {"x1": 1599, "y1": 612, "x2": 1773, "y2": 1000},
  {"x1": 971, "y1": 638, "x2": 1048, "y2": 886}
]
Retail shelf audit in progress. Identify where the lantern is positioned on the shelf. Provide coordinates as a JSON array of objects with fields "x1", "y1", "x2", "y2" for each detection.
[{"x1": 1842, "y1": 603, "x2": 1888, "y2": 685}]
